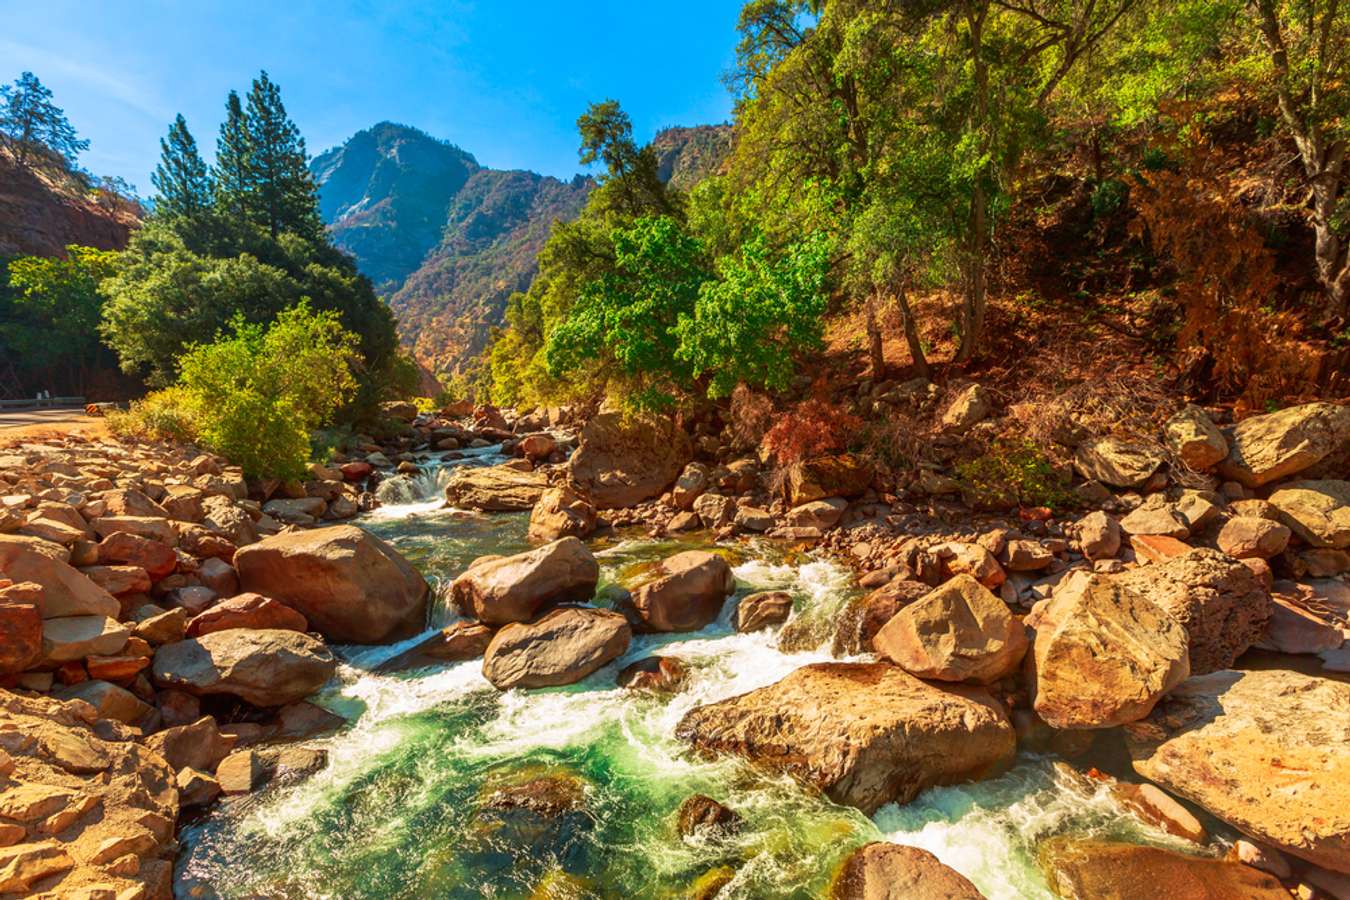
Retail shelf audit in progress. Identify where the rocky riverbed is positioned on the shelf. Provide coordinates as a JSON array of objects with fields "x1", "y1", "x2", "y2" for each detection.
[{"x1": 0, "y1": 396, "x2": 1348, "y2": 897}]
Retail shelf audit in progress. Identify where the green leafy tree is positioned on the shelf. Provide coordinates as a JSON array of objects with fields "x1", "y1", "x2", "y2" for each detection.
[
  {"x1": 578, "y1": 100, "x2": 680, "y2": 219},
  {"x1": 676, "y1": 231, "x2": 831, "y2": 397},
  {"x1": 0, "y1": 72, "x2": 89, "y2": 168},
  {"x1": 546, "y1": 215, "x2": 709, "y2": 407},
  {"x1": 172, "y1": 302, "x2": 361, "y2": 479},
  {"x1": 0, "y1": 246, "x2": 119, "y2": 394}
]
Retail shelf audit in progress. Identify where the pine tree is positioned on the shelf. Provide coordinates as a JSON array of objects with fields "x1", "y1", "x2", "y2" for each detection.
[
  {"x1": 0, "y1": 72, "x2": 89, "y2": 168},
  {"x1": 242, "y1": 71, "x2": 321, "y2": 240},
  {"x1": 151, "y1": 114, "x2": 212, "y2": 221},
  {"x1": 214, "y1": 90, "x2": 251, "y2": 224}
]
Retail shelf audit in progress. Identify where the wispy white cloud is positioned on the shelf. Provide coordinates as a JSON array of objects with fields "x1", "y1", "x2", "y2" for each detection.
[{"x1": 0, "y1": 37, "x2": 173, "y2": 124}]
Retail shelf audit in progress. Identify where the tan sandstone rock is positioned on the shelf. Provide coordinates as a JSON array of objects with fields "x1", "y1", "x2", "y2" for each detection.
[
  {"x1": 482, "y1": 607, "x2": 631, "y2": 690},
  {"x1": 831, "y1": 842, "x2": 985, "y2": 899},
  {"x1": 567, "y1": 412, "x2": 692, "y2": 509},
  {"x1": 451, "y1": 537, "x2": 599, "y2": 626},
  {"x1": 675, "y1": 662, "x2": 1015, "y2": 814},
  {"x1": 1218, "y1": 402, "x2": 1350, "y2": 488}
]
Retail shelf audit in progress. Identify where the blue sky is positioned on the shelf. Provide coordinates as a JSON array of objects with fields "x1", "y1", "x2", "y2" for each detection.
[{"x1": 1, "y1": 0, "x2": 741, "y2": 194}]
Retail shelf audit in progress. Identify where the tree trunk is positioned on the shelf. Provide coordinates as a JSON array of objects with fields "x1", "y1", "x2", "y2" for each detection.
[
  {"x1": 865, "y1": 293, "x2": 886, "y2": 379},
  {"x1": 895, "y1": 288, "x2": 929, "y2": 380}
]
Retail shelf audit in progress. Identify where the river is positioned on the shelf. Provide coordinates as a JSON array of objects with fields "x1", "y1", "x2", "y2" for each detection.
[{"x1": 176, "y1": 447, "x2": 1205, "y2": 898}]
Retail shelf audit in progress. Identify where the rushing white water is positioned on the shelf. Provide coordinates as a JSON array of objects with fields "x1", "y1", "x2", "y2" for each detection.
[
  {"x1": 178, "y1": 476, "x2": 1212, "y2": 898},
  {"x1": 370, "y1": 444, "x2": 510, "y2": 517}
]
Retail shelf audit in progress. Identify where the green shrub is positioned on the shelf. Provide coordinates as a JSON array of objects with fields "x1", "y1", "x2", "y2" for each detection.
[
  {"x1": 954, "y1": 440, "x2": 1077, "y2": 511},
  {"x1": 105, "y1": 386, "x2": 200, "y2": 443}
]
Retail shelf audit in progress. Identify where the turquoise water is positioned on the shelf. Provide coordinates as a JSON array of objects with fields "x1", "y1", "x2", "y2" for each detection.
[{"x1": 176, "y1": 464, "x2": 1201, "y2": 898}]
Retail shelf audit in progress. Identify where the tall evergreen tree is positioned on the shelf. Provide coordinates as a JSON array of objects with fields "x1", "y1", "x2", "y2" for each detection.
[
  {"x1": 0, "y1": 72, "x2": 89, "y2": 168},
  {"x1": 214, "y1": 90, "x2": 250, "y2": 224},
  {"x1": 151, "y1": 114, "x2": 212, "y2": 222},
  {"x1": 242, "y1": 71, "x2": 322, "y2": 240}
]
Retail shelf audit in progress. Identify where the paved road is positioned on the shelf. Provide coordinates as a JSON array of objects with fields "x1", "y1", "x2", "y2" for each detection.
[{"x1": 0, "y1": 407, "x2": 92, "y2": 429}]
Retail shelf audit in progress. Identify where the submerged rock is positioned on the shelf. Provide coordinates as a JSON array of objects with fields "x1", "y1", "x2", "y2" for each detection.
[
  {"x1": 675, "y1": 662, "x2": 1015, "y2": 814},
  {"x1": 617, "y1": 655, "x2": 688, "y2": 693},
  {"x1": 734, "y1": 590, "x2": 793, "y2": 633},
  {"x1": 1037, "y1": 838, "x2": 1287, "y2": 899},
  {"x1": 1127, "y1": 668, "x2": 1350, "y2": 873},
  {"x1": 452, "y1": 537, "x2": 599, "y2": 626},
  {"x1": 234, "y1": 524, "x2": 429, "y2": 644},
  {"x1": 482, "y1": 607, "x2": 631, "y2": 690},
  {"x1": 377, "y1": 621, "x2": 495, "y2": 672},
  {"x1": 676, "y1": 794, "x2": 742, "y2": 839},
  {"x1": 831, "y1": 842, "x2": 985, "y2": 900}
]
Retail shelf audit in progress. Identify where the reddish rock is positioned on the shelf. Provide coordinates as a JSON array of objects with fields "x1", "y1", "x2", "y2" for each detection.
[
  {"x1": 617, "y1": 655, "x2": 688, "y2": 693},
  {"x1": 78, "y1": 565, "x2": 151, "y2": 597},
  {"x1": 0, "y1": 583, "x2": 42, "y2": 675},
  {"x1": 340, "y1": 461, "x2": 373, "y2": 481},
  {"x1": 1130, "y1": 534, "x2": 1192, "y2": 565},
  {"x1": 185, "y1": 593, "x2": 309, "y2": 638},
  {"x1": 96, "y1": 532, "x2": 177, "y2": 580},
  {"x1": 85, "y1": 655, "x2": 150, "y2": 682},
  {"x1": 629, "y1": 551, "x2": 735, "y2": 633},
  {"x1": 832, "y1": 843, "x2": 985, "y2": 899}
]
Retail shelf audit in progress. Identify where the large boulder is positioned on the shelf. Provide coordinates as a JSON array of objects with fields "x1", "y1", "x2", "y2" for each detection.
[
  {"x1": 1074, "y1": 437, "x2": 1164, "y2": 489},
  {"x1": 1164, "y1": 405, "x2": 1229, "y2": 471},
  {"x1": 527, "y1": 486, "x2": 597, "y2": 542},
  {"x1": 1030, "y1": 574, "x2": 1189, "y2": 729},
  {"x1": 1111, "y1": 548, "x2": 1270, "y2": 675},
  {"x1": 832, "y1": 843, "x2": 985, "y2": 900},
  {"x1": 629, "y1": 550, "x2": 735, "y2": 632},
  {"x1": 451, "y1": 537, "x2": 599, "y2": 626},
  {"x1": 873, "y1": 574, "x2": 1027, "y2": 685},
  {"x1": 1268, "y1": 479, "x2": 1350, "y2": 549},
  {"x1": 941, "y1": 384, "x2": 993, "y2": 435},
  {"x1": 567, "y1": 412, "x2": 691, "y2": 509},
  {"x1": 1037, "y1": 838, "x2": 1287, "y2": 899},
  {"x1": 481, "y1": 607, "x2": 631, "y2": 690},
  {"x1": 832, "y1": 580, "x2": 932, "y2": 656},
  {"x1": 0, "y1": 691, "x2": 178, "y2": 898},
  {"x1": 0, "y1": 534, "x2": 118, "y2": 619},
  {"x1": 234, "y1": 525, "x2": 429, "y2": 644},
  {"x1": 152, "y1": 628, "x2": 337, "y2": 707},
  {"x1": 675, "y1": 662, "x2": 1015, "y2": 814},
  {"x1": 444, "y1": 464, "x2": 548, "y2": 511},
  {"x1": 42, "y1": 615, "x2": 130, "y2": 662},
  {"x1": 1127, "y1": 668, "x2": 1350, "y2": 873},
  {"x1": 785, "y1": 455, "x2": 873, "y2": 505},
  {"x1": 1218, "y1": 401, "x2": 1350, "y2": 488},
  {"x1": 376, "y1": 621, "x2": 494, "y2": 673},
  {"x1": 1215, "y1": 517, "x2": 1291, "y2": 560}
]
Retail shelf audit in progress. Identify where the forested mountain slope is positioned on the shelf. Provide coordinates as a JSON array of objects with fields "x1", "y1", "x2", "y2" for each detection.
[{"x1": 312, "y1": 120, "x2": 730, "y2": 376}]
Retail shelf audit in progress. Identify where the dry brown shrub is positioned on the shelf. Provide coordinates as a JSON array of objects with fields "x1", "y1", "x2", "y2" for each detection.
[
  {"x1": 727, "y1": 384, "x2": 775, "y2": 451},
  {"x1": 1131, "y1": 129, "x2": 1319, "y2": 412}
]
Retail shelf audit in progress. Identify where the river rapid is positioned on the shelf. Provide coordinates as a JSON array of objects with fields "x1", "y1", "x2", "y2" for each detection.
[{"x1": 176, "y1": 448, "x2": 1205, "y2": 898}]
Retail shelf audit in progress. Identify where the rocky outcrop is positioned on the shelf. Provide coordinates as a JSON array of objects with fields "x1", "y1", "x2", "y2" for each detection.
[
  {"x1": 1030, "y1": 574, "x2": 1189, "y2": 728},
  {"x1": 874, "y1": 574, "x2": 1027, "y2": 684},
  {"x1": 832, "y1": 843, "x2": 986, "y2": 900},
  {"x1": 1218, "y1": 402, "x2": 1350, "y2": 488},
  {"x1": 567, "y1": 412, "x2": 692, "y2": 509},
  {"x1": 444, "y1": 464, "x2": 548, "y2": 511},
  {"x1": 0, "y1": 690, "x2": 177, "y2": 898},
  {"x1": 628, "y1": 550, "x2": 735, "y2": 632},
  {"x1": 1127, "y1": 669, "x2": 1350, "y2": 873},
  {"x1": 1111, "y1": 549, "x2": 1270, "y2": 675},
  {"x1": 234, "y1": 525, "x2": 429, "y2": 643},
  {"x1": 676, "y1": 662, "x2": 1015, "y2": 814},
  {"x1": 1268, "y1": 479, "x2": 1350, "y2": 549},
  {"x1": 481, "y1": 607, "x2": 631, "y2": 689},
  {"x1": 152, "y1": 628, "x2": 338, "y2": 707},
  {"x1": 451, "y1": 537, "x2": 599, "y2": 625},
  {"x1": 527, "y1": 486, "x2": 597, "y2": 542},
  {"x1": 1037, "y1": 838, "x2": 1287, "y2": 899},
  {"x1": 832, "y1": 580, "x2": 932, "y2": 656}
]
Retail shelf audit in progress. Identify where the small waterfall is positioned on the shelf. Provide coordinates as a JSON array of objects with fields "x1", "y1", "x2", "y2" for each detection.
[{"x1": 374, "y1": 465, "x2": 454, "y2": 506}]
